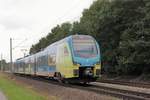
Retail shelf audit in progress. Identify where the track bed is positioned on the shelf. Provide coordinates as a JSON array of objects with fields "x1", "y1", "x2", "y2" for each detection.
[{"x1": 4, "y1": 73, "x2": 119, "y2": 100}]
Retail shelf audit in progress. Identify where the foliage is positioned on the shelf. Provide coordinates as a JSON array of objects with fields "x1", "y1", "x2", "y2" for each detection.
[
  {"x1": 0, "y1": 60, "x2": 8, "y2": 71},
  {"x1": 29, "y1": 0, "x2": 150, "y2": 76},
  {"x1": 30, "y1": 23, "x2": 73, "y2": 54}
]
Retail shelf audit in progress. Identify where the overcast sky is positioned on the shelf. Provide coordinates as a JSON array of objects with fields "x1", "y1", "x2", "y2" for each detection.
[{"x1": 0, "y1": 0, "x2": 94, "y2": 62}]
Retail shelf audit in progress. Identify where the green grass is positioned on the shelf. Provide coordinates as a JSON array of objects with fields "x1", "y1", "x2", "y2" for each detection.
[{"x1": 0, "y1": 74, "x2": 46, "y2": 100}]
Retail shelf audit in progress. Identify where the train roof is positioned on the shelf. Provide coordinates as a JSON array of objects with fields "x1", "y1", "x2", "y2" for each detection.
[
  {"x1": 45, "y1": 35, "x2": 93, "y2": 50},
  {"x1": 16, "y1": 35, "x2": 93, "y2": 61}
]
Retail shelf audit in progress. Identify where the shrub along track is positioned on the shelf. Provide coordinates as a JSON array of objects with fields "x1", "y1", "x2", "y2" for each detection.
[{"x1": 8, "y1": 73, "x2": 150, "y2": 100}]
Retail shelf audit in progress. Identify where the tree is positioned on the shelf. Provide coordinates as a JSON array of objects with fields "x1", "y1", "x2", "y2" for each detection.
[
  {"x1": 118, "y1": 0, "x2": 150, "y2": 75},
  {"x1": 29, "y1": 23, "x2": 72, "y2": 54},
  {"x1": 0, "y1": 59, "x2": 7, "y2": 71},
  {"x1": 29, "y1": 0, "x2": 150, "y2": 76}
]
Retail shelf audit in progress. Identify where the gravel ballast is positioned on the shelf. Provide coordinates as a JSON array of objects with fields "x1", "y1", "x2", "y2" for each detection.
[{"x1": 5, "y1": 73, "x2": 120, "y2": 100}]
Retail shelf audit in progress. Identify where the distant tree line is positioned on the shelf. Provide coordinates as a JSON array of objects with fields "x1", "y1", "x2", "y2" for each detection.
[
  {"x1": 30, "y1": 0, "x2": 150, "y2": 76},
  {"x1": 0, "y1": 60, "x2": 9, "y2": 71}
]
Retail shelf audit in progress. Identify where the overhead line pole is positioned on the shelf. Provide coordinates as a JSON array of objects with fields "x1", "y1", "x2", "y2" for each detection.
[{"x1": 10, "y1": 38, "x2": 13, "y2": 73}]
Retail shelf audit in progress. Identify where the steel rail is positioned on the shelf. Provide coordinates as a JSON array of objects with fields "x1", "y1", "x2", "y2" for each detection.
[
  {"x1": 98, "y1": 79, "x2": 150, "y2": 88},
  {"x1": 9, "y1": 73, "x2": 150, "y2": 100}
]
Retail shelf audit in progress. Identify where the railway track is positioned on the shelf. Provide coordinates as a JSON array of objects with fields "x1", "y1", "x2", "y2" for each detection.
[
  {"x1": 10, "y1": 74, "x2": 150, "y2": 100},
  {"x1": 97, "y1": 79, "x2": 150, "y2": 88},
  {"x1": 90, "y1": 83, "x2": 150, "y2": 100}
]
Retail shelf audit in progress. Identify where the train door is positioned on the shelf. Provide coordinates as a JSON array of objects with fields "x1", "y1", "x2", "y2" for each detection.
[{"x1": 34, "y1": 55, "x2": 37, "y2": 75}]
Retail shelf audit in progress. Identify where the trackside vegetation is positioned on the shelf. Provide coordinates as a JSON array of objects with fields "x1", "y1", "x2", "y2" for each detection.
[
  {"x1": 29, "y1": 0, "x2": 150, "y2": 76},
  {"x1": 0, "y1": 74, "x2": 45, "y2": 100}
]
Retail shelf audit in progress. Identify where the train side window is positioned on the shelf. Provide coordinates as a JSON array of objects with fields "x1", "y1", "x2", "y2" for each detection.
[
  {"x1": 48, "y1": 47, "x2": 56, "y2": 66},
  {"x1": 64, "y1": 46, "x2": 69, "y2": 56}
]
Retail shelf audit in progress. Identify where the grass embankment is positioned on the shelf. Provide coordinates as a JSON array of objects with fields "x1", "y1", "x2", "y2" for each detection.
[{"x1": 0, "y1": 73, "x2": 46, "y2": 100}]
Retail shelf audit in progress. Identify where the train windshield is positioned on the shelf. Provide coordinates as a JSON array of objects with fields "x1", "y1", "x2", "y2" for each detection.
[{"x1": 73, "y1": 36, "x2": 98, "y2": 58}]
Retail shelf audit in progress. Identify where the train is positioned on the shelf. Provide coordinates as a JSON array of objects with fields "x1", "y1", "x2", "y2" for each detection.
[{"x1": 14, "y1": 35, "x2": 101, "y2": 83}]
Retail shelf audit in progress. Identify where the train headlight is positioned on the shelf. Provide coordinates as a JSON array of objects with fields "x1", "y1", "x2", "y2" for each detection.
[
  {"x1": 95, "y1": 61, "x2": 101, "y2": 65},
  {"x1": 73, "y1": 69, "x2": 79, "y2": 76},
  {"x1": 96, "y1": 69, "x2": 101, "y2": 75}
]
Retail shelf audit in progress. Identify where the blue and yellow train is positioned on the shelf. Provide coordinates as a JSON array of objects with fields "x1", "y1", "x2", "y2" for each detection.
[{"x1": 14, "y1": 35, "x2": 101, "y2": 83}]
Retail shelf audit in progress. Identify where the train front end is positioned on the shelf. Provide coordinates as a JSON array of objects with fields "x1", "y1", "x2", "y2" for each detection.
[{"x1": 70, "y1": 35, "x2": 101, "y2": 82}]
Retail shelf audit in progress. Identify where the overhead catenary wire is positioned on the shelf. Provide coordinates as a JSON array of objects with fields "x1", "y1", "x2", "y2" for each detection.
[
  {"x1": 33, "y1": 0, "x2": 89, "y2": 38},
  {"x1": 10, "y1": 0, "x2": 95, "y2": 61},
  {"x1": 16, "y1": 0, "x2": 94, "y2": 47},
  {"x1": 20, "y1": 0, "x2": 86, "y2": 48},
  {"x1": 12, "y1": 38, "x2": 28, "y2": 50}
]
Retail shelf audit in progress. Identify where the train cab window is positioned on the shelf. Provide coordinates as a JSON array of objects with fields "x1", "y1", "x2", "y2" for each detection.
[{"x1": 73, "y1": 36, "x2": 98, "y2": 58}]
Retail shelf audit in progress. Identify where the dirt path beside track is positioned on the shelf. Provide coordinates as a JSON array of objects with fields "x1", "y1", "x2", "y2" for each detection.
[
  {"x1": 4, "y1": 73, "x2": 120, "y2": 100},
  {"x1": 0, "y1": 91, "x2": 7, "y2": 100}
]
